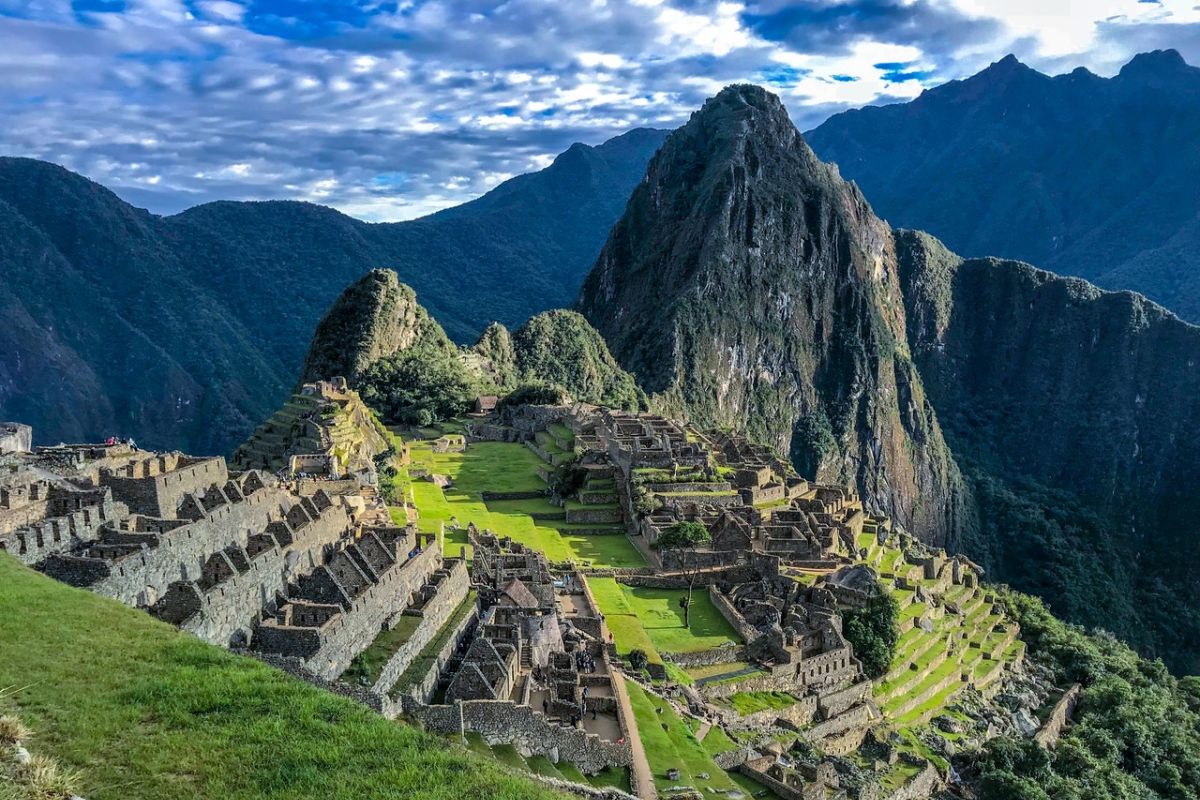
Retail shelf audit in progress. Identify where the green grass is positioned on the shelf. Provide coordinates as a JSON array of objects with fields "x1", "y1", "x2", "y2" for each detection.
[
  {"x1": 405, "y1": 440, "x2": 644, "y2": 569},
  {"x1": 0, "y1": 556, "x2": 561, "y2": 800},
  {"x1": 684, "y1": 661, "x2": 750, "y2": 681},
  {"x1": 587, "y1": 579, "x2": 741, "y2": 658},
  {"x1": 623, "y1": 679, "x2": 744, "y2": 793},
  {"x1": 721, "y1": 691, "x2": 800, "y2": 715},
  {"x1": 341, "y1": 614, "x2": 423, "y2": 685}
]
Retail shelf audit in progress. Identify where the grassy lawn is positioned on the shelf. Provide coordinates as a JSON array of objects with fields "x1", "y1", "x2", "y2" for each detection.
[
  {"x1": 684, "y1": 661, "x2": 750, "y2": 681},
  {"x1": 404, "y1": 438, "x2": 644, "y2": 569},
  {"x1": 583, "y1": 582, "x2": 739, "y2": 657},
  {"x1": 720, "y1": 691, "x2": 800, "y2": 715},
  {"x1": 624, "y1": 679, "x2": 743, "y2": 793},
  {"x1": 0, "y1": 557, "x2": 560, "y2": 800}
]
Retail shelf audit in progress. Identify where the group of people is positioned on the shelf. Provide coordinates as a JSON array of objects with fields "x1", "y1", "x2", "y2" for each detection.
[
  {"x1": 103, "y1": 435, "x2": 138, "y2": 451},
  {"x1": 574, "y1": 648, "x2": 597, "y2": 674}
]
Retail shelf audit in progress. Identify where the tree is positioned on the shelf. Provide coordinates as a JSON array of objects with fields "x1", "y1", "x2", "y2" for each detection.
[
  {"x1": 628, "y1": 649, "x2": 650, "y2": 672},
  {"x1": 841, "y1": 584, "x2": 900, "y2": 678},
  {"x1": 652, "y1": 521, "x2": 712, "y2": 629}
]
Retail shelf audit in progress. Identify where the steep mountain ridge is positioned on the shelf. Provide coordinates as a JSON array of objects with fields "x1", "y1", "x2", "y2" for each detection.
[
  {"x1": 806, "y1": 49, "x2": 1200, "y2": 323},
  {"x1": 579, "y1": 84, "x2": 968, "y2": 545},
  {"x1": 897, "y1": 230, "x2": 1200, "y2": 668},
  {"x1": 0, "y1": 127, "x2": 668, "y2": 453}
]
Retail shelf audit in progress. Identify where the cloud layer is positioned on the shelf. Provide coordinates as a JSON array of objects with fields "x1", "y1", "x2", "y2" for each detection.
[{"x1": 1, "y1": 0, "x2": 1197, "y2": 220}]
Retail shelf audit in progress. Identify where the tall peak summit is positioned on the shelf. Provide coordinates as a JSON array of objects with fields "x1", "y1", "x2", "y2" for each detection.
[{"x1": 578, "y1": 85, "x2": 966, "y2": 543}]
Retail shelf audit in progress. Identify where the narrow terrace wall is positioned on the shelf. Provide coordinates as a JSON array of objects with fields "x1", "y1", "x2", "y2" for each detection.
[
  {"x1": 405, "y1": 700, "x2": 633, "y2": 775},
  {"x1": 372, "y1": 558, "x2": 470, "y2": 695}
]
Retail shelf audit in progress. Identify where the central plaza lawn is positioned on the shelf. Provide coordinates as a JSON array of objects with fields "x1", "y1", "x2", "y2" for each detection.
[
  {"x1": 401, "y1": 437, "x2": 645, "y2": 569},
  {"x1": 587, "y1": 578, "x2": 741, "y2": 660},
  {"x1": 0, "y1": 556, "x2": 562, "y2": 800}
]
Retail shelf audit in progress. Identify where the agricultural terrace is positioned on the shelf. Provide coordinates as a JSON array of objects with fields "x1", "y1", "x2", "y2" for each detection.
[
  {"x1": 389, "y1": 427, "x2": 645, "y2": 569},
  {"x1": 624, "y1": 679, "x2": 779, "y2": 797}
]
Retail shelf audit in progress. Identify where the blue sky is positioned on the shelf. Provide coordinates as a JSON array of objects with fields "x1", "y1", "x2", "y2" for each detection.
[{"x1": 1, "y1": 0, "x2": 1198, "y2": 220}]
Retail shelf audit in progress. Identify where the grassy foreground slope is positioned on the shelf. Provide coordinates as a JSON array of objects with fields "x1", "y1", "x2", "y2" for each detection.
[{"x1": 0, "y1": 554, "x2": 562, "y2": 800}]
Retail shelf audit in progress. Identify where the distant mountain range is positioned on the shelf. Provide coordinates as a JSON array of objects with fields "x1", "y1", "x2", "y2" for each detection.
[
  {"x1": 807, "y1": 49, "x2": 1200, "y2": 323},
  {"x1": 0, "y1": 128, "x2": 667, "y2": 453}
]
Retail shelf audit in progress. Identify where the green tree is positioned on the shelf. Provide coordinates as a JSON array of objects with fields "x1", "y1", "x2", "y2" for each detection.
[
  {"x1": 841, "y1": 584, "x2": 899, "y2": 678},
  {"x1": 652, "y1": 521, "x2": 712, "y2": 628}
]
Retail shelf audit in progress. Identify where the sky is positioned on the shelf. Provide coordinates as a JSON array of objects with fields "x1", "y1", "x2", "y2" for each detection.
[{"x1": 1, "y1": 0, "x2": 1199, "y2": 221}]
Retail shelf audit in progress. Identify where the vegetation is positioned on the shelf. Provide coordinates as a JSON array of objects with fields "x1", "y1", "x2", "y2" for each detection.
[
  {"x1": 587, "y1": 578, "x2": 739, "y2": 659},
  {"x1": 651, "y1": 521, "x2": 713, "y2": 628},
  {"x1": 359, "y1": 344, "x2": 478, "y2": 426},
  {"x1": 401, "y1": 436, "x2": 644, "y2": 568},
  {"x1": 0, "y1": 132, "x2": 669, "y2": 453},
  {"x1": 841, "y1": 584, "x2": 900, "y2": 678},
  {"x1": 511, "y1": 310, "x2": 645, "y2": 410},
  {"x1": 0, "y1": 556, "x2": 560, "y2": 800},
  {"x1": 967, "y1": 588, "x2": 1200, "y2": 800}
]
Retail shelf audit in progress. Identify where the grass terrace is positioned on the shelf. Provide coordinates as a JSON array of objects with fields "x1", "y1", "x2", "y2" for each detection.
[
  {"x1": 0, "y1": 558, "x2": 559, "y2": 800},
  {"x1": 624, "y1": 679, "x2": 779, "y2": 798},
  {"x1": 396, "y1": 433, "x2": 645, "y2": 569},
  {"x1": 587, "y1": 578, "x2": 741, "y2": 662}
]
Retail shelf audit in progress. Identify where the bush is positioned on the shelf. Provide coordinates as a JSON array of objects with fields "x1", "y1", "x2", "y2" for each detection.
[{"x1": 628, "y1": 649, "x2": 650, "y2": 671}]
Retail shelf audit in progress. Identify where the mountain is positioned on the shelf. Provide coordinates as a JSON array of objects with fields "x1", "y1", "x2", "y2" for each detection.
[
  {"x1": 806, "y1": 50, "x2": 1200, "y2": 323},
  {"x1": 578, "y1": 84, "x2": 969, "y2": 546},
  {"x1": 897, "y1": 230, "x2": 1200, "y2": 669},
  {"x1": 0, "y1": 127, "x2": 668, "y2": 453},
  {"x1": 578, "y1": 84, "x2": 1200, "y2": 672},
  {"x1": 298, "y1": 270, "x2": 642, "y2": 425}
]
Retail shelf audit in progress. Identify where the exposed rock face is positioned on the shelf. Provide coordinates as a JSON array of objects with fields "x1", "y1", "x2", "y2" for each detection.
[
  {"x1": 897, "y1": 230, "x2": 1200, "y2": 670},
  {"x1": 579, "y1": 85, "x2": 966, "y2": 544},
  {"x1": 299, "y1": 269, "x2": 456, "y2": 385}
]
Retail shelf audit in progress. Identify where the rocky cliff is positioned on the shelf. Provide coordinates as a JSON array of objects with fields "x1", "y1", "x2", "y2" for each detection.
[
  {"x1": 807, "y1": 50, "x2": 1200, "y2": 323},
  {"x1": 579, "y1": 84, "x2": 967, "y2": 544},
  {"x1": 897, "y1": 230, "x2": 1200, "y2": 670}
]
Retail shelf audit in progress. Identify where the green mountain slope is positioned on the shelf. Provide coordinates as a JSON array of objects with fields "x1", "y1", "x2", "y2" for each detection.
[
  {"x1": 896, "y1": 229, "x2": 1200, "y2": 672},
  {"x1": 0, "y1": 553, "x2": 563, "y2": 800},
  {"x1": 806, "y1": 49, "x2": 1200, "y2": 323},
  {"x1": 0, "y1": 128, "x2": 667, "y2": 453}
]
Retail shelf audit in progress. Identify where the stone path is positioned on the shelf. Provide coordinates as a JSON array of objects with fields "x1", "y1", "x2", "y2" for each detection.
[
  {"x1": 611, "y1": 669, "x2": 657, "y2": 800},
  {"x1": 694, "y1": 721, "x2": 712, "y2": 742}
]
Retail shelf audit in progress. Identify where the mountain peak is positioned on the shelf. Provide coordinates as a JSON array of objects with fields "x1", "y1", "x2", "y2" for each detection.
[{"x1": 1118, "y1": 48, "x2": 1192, "y2": 80}]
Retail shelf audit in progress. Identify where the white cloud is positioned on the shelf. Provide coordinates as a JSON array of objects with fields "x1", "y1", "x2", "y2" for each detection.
[{"x1": 0, "y1": 0, "x2": 1196, "y2": 219}]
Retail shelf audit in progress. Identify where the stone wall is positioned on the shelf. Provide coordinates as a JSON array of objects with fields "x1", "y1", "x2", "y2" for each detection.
[
  {"x1": 727, "y1": 695, "x2": 818, "y2": 731},
  {"x1": 0, "y1": 492, "x2": 119, "y2": 565},
  {"x1": 405, "y1": 699, "x2": 633, "y2": 775},
  {"x1": 1034, "y1": 683, "x2": 1082, "y2": 748},
  {"x1": 0, "y1": 422, "x2": 32, "y2": 454},
  {"x1": 175, "y1": 506, "x2": 351, "y2": 647},
  {"x1": 400, "y1": 598, "x2": 480, "y2": 704},
  {"x1": 43, "y1": 486, "x2": 292, "y2": 606},
  {"x1": 709, "y1": 588, "x2": 761, "y2": 643},
  {"x1": 663, "y1": 644, "x2": 746, "y2": 668},
  {"x1": 100, "y1": 456, "x2": 228, "y2": 518},
  {"x1": 371, "y1": 558, "x2": 470, "y2": 695}
]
